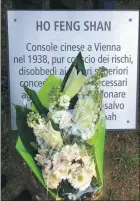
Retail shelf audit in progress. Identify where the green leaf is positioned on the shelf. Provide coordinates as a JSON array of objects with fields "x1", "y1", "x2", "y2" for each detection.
[
  {"x1": 30, "y1": 142, "x2": 38, "y2": 151},
  {"x1": 87, "y1": 118, "x2": 106, "y2": 185},
  {"x1": 16, "y1": 136, "x2": 45, "y2": 186},
  {"x1": 30, "y1": 75, "x2": 62, "y2": 111},
  {"x1": 87, "y1": 120, "x2": 101, "y2": 145},
  {"x1": 69, "y1": 95, "x2": 78, "y2": 109},
  {"x1": 61, "y1": 52, "x2": 86, "y2": 91},
  {"x1": 50, "y1": 120, "x2": 60, "y2": 131},
  {"x1": 15, "y1": 105, "x2": 36, "y2": 154},
  {"x1": 24, "y1": 86, "x2": 49, "y2": 115},
  {"x1": 16, "y1": 137, "x2": 57, "y2": 199}
]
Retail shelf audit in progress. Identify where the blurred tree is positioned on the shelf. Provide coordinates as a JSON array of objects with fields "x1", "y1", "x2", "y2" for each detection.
[
  {"x1": 97, "y1": 0, "x2": 116, "y2": 9},
  {"x1": 12, "y1": 0, "x2": 116, "y2": 9},
  {"x1": 50, "y1": 0, "x2": 75, "y2": 9},
  {"x1": 12, "y1": 0, "x2": 44, "y2": 9}
]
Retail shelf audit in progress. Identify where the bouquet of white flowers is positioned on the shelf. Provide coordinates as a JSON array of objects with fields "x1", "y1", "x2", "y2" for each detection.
[{"x1": 15, "y1": 52, "x2": 107, "y2": 200}]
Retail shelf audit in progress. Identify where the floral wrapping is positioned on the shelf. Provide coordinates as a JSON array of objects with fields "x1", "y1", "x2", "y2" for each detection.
[{"x1": 15, "y1": 52, "x2": 107, "y2": 200}]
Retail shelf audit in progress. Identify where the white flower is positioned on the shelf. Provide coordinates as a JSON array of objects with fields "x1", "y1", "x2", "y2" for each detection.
[
  {"x1": 33, "y1": 121, "x2": 63, "y2": 149},
  {"x1": 54, "y1": 163, "x2": 70, "y2": 180},
  {"x1": 49, "y1": 103, "x2": 55, "y2": 113},
  {"x1": 92, "y1": 114, "x2": 98, "y2": 123},
  {"x1": 42, "y1": 170, "x2": 60, "y2": 189},
  {"x1": 60, "y1": 143, "x2": 81, "y2": 162},
  {"x1": 44, "y1": 161, "x2": 52, "y2": 172},
  {"x1": 27, "y1": 112, "x2": 45, "y2": 128},
  {"x1": 52, "y1": 151, "x2": 71, "y2": 180},
  {"x1": 81, "y1": 124, "x2": 96, "y2": 141},
  {"x1": 35, "y1": 143, "x2": 97, "y2": 191},
  {"x1": 52, "y1": 110, "x2": 72, "y2": 129},
  {"x1": 35, "y1": 153, "x2": 49, "y2": 167},
  {"x1": 36, "y1": 137, "x2": 48, "y2": 149},
  {"x1": 43, "y1": 121, "x2": 63, "y2": 149},
  {"x1": 68, "y1": 153, "x2": 96, "y2": 191},
  {"x1": 36, "y1": 137, "x2": 44, "y2": 146},
  {"x1": 72, "y1": 98, "x2": 94, "y2": 129},
  {"x1": 63, "y1": 67, "x2": 86, "y2": 99},
  {"x1": 70, "y1": 163, "x2": 81, "y2": 174},
  {"x1": 78, "y1": 84, "x2": 95, "y2": 99},
  {"x1": 59, "y1": 95, "x2": 70, "y2": 109},
  {"x1": 68, "y1": 167, "x2": 92, "y2": 191},
  {"x1": 85, "y1": 75, "x2": 96, "y2": 84},
  {"x1": 87, "y1": 85, "x2": 95, "y2": 92},
  {"x1": 58, "y1": 145, "x2": 74, "y2": 162},
  {"x1": 68, "y1": 194, "x2": 76, "y2": 200},
  {"x1": 78, "y1": 86, "x2": 88, "y2": 97},
  {"x1": 52, "y1": 111, "x2": 63, "y2": 124},
  {"x1": 52, "y1": 144, "x2": 88, "y2": 181},
  {"x1": 71, "y1": 124, "x2": 94, "y2": 141},
  {"x1": 38, "y1": 148, "x2": 49, "y2": 155},
  {"x1": 87, "y1": 161, "x2": 97, "y2": 178},
  {"x1": 63, "y1": 127, "x2": 73, "y2": 136},
  {"x1": 71, "y1": 98, "x2": 101, "y2": 140},
  {"x1": 92, "y1": 103, "x2": 100, "y2": 114},
  {"x1": 51, "y1": 144, "x2": 80, "y2": 181},
  {"x1": 78, "y1": 147, "x2": 91, "y2": 166},
  {"x1": 59, "y1": 112, "x2": 72, "y2": 129}
]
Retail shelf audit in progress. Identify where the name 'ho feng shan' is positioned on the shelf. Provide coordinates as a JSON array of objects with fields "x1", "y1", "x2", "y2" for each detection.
[{"x1": 36, "y1": 20, "x2": 111, "y2": 31}]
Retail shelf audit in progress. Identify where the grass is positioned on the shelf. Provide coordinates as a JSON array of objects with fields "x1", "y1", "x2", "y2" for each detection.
[{"x1": 103, "y1": 131, "x2": 140, "y2": 200}]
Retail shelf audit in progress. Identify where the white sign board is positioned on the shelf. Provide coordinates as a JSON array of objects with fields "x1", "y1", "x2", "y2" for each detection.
[{"x1": 7, "y1": 10, "x2": 139, "y2": 130}]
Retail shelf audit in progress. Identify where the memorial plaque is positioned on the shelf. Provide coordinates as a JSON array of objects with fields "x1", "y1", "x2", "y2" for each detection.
[{"x1": 7, "y1": 10, "x2": 139, "y2": 130}]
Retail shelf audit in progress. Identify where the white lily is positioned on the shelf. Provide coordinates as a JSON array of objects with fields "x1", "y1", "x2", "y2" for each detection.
[
  {"x1": 72, "y1": 98, "x2": 94, "y2": 129},
  {"x1": 43, "y1": 121, "x2": 63, "y2": 149},
  {"x1": 63, "y1": 67, "x2": 86, "y2": 99},
  {"x1": 33, "y1": 120, "x2": 63, "y2": 149}
]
